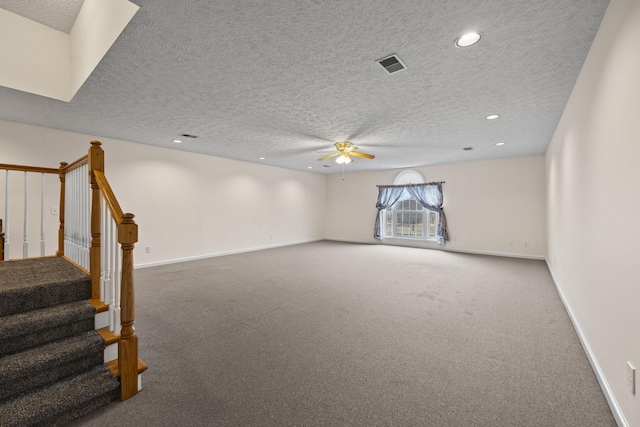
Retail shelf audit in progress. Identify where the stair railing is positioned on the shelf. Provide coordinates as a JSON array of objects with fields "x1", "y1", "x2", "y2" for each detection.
[
  {"x1": 2, "y1": 142, "x2": 140, "y2": 401},
  {"x1": 57, "y1": 142, "x2": 140, "y2": 401},
  {"x1": 59, "y1": 156, "x2": 91, "y2": 270},
  {"x1": 0, "y1": 164, "x2": 60, "y2": 260},
  {"x1": 87, "y1": 141, "x2": 139, "y2": 401}
]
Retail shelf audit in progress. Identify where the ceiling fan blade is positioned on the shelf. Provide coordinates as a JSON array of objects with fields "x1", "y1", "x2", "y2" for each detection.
[
  {"x1": 350, "y1": 151, "x2": 375, "y2": 159},
  {"x1": 317, "y1": 152, "x2": 339, "y2": 161}
]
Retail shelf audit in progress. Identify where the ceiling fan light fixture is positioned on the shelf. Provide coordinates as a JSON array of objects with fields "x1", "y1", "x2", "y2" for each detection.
[{"x1": 336, "y1": 154, "x2": 352, "y2": 164}]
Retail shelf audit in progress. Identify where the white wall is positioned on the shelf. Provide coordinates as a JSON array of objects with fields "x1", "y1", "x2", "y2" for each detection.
[
  {"x1": 0, "y1": 9, "x2": 69, "y2": 101},
  {"x1": 0, "y1": 1, "x2": 138, "y2": 102},
  {"x1": 0, "y1": 120, "x2": 326, "y2": 266},
  {"x1": 325, "y1": 156, "x2": 546, "y2": 258},
  {"x1": 546, "y1": 0, "x2": 640, "y2": 425}
]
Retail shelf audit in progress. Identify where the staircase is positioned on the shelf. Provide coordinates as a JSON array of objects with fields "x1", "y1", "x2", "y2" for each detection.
[{"x1": 0, "y1": 257, "x2": 120, "y2": 426}]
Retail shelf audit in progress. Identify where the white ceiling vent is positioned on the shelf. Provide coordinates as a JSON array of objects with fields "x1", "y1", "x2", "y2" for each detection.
[{"x1": 377, "y1": 54, "x2": 407, "y2": 74}]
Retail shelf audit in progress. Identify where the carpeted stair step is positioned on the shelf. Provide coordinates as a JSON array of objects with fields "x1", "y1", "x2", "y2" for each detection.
[
  {"x1": 0, "y1": 257, "x2": 91, "y2": 317},
  {"x1": 0, "y1": 365, "x2": 119, "y2": 427},
  {"x1": 0, "y1": 301, "x2": 96, "y2": 357},
  {"x1": 0, "y1": 331, "x2": 104, "y2": 402}
]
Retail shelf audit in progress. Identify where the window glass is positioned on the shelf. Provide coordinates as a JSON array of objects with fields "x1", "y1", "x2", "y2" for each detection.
[{"x1": 387, "y1": 197, "x2": 433, "y2": 239}]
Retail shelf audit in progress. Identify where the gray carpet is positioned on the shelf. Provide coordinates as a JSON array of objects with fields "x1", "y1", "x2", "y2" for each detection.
[
  {"x1": 70, "y1": 241, "x2": 615, "y2": 426},
  {"x1": 0, "y1": 257, "x2": 91, "y2": 317},
  {"x1": 0, "y1": 257, "x2": 119, "y2": 426}
]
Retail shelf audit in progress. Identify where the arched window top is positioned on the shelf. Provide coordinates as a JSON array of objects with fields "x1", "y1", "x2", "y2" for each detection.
[{"x1": 394, "y1": 170, "x2": 425, "y2": 185}]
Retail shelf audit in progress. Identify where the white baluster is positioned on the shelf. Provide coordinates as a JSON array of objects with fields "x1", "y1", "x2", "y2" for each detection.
[
  {"x1": 64, "y1": 169, "x2": 69, "y2": 258},
  {"x1": 82, "y1": 164, "x2": 87, "y2": 269},
  {"x1": 100, "y1": 198, "x2": 106, "y2": 303},
  {"x1": 40, "y1": 173, "x2": 45, "y2": 256},
  {"x1": 74, "y1": 167, "x2": 79, "y2": 266},
  {"x1": 4, "y1": 170, "x2": 9, "y2": 260},
  {"x1": 23, "y1": 172, "x2": 28, "y2": 259},
  {"x1": 80, "y1": 165, "x2": 85, "y2": 268},
  {"x1": 86, "y1": 164, "x2": 89, "y2": 269},
  {"x1": 67, "y1": 168, "x2": 73, "y2": 263},
  {"x1": 112, "y1": 217, "x2": 121, "y2": 333},
  {"x1": 84, "y1": 164, "x2": 90, "y2": 270},
  {"x1": 72, "y1": 167, "x2": 77, "y2": 265},
  {"x1": 107, "y1": 213, "x2": 115, "y2": 332}
]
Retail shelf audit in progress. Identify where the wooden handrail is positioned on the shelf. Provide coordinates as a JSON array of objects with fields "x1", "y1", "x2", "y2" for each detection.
[
  {"x1": 62, "y1": 155, "x2": 89, "y2": 173},
  {"x1": 93, "y1": 170, "x2": 124, "y2": 224},
  {"x1": 0, "y1": 163, "x2": 59, "y2": 174}
]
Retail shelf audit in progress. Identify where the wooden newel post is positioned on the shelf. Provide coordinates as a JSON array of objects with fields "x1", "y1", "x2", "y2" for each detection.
[
  {"x1": 56, "y1": 162, "x2": 68, "y2": 257},
  {"x1": 89, "y1": 141, "x2": 104, "y2": 299},
  {"x1": 118, "y1": 213, "x2": 139, "y2": 400}
]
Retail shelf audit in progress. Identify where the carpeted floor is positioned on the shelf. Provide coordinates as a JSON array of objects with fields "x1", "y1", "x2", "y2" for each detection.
[
  {"x1": 0, "y1": 256, "x2": 119, "y2": 426},
  {"x1": 70, "y1": 241, "x2": 616, "y2": 426}
]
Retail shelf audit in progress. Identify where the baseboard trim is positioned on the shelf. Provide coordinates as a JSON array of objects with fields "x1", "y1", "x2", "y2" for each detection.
[
  {"x1": 325, "y1": 238, "x2": 376, "y2": 245},
  {"x1": 134, "y1": 238, "x2": 324, "y2": 269},
  {"x1": 326, "y1": 238, "x2": 545, "y2": 260},
  {"x1": 545, "y1": 259, "x2": 628, "y2": 427},
  {"x1": 442, "y1": 247, "x2": 545, "y2": 260}
]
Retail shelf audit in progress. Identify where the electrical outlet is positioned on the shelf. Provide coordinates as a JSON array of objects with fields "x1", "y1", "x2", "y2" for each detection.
[
  {"x1": 524, "y1": 241, "x2": 530, "y2": 247},
  {"x1": 269, "y1": 233, "x2": 273, "y2": 239},
  {"x1": 508, "y1": 241, "x2": 513, "y2": 246},
  {"x1": 628, "y1": 361, "x2": 636, "y2": 394},
  {"x1": 145, "y1": 246, "x2": 151, "y2": 253},
  {"x1": 50, "y1": 206, "x2": 59, "y2": 215}
]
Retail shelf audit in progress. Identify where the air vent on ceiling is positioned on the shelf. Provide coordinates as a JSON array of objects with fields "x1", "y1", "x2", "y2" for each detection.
[
  {"x1": 377, "y1": 54, "x2": 407, "y2": 74},
  {"x1": 180, "y1": 133, "x2": 198, "y2": 139},
  {"x1": 322, "y1": 164, "x2": 331, "y2": 168},
  {"x1": 463, "y1": 147, "x2": 473, "y2": 151}
]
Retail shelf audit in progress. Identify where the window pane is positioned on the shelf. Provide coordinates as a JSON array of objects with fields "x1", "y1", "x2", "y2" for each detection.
[
  {"x1": 410, "y1": 199, "x2": 416, "y2": 210},
  {"x1": 409, "y1": 213, "x2": 417, "y2": 236},
  {"x1": 396, "y1": 212, "x2": 404, "y2": 235},
  {"x1": 384, "y1": 211, "x2": 392, "y2": 236},
  {"x1": 416, "y1": 213, "x2": 423, "y2": 237},
  {"x1": 428, "y1": 212, "x2": 437, "y2": 237}
]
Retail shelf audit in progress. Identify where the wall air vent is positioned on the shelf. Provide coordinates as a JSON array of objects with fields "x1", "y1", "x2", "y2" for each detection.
[{"x1": 377, "y1": 54, "x2": 407, "y2": 74}]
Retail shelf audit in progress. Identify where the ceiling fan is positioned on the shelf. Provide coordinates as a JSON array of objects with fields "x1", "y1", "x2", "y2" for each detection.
[{"x1": 317, "y1": 141, "x2": 375, "y2": 164}]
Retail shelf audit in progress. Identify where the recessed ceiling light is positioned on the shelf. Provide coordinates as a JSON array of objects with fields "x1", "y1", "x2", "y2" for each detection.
[
  {"x1": 495, "y1": 142, "x2": 506, "y2": 146},
  {"x1": 307, "y1": 166, "x2": 312, "y2": 169},
  {"x1": 173, "y1": 139, "x2": 182, "y2": 143},
  {"x1": 259, "y1": 157, "x2": 266, "y2": 160},
  {"x1": 455, "y1": 32, "x2": 481, "y2": 48},
  {"x1": 486, "y1": 114, "x2": 500, "y2": 120}
]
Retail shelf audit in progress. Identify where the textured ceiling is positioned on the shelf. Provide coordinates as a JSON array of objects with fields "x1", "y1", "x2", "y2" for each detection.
[
  {"x1": 0, "y1": 0, "x2": 610, "y2": 174},
  {"x1": 0, "y1": 0, "x2": 84, "y2": 33}
]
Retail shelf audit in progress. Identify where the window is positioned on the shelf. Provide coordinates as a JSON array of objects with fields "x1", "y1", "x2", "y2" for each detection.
[
  {"x1": 381, "y1": 169, "x2": 438, "y2": 241},
  {"x1": 383, "y1": 196, "x2": 438, "y2": 241}
]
